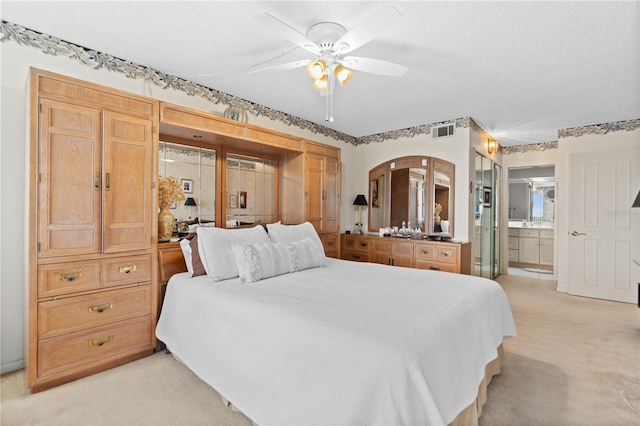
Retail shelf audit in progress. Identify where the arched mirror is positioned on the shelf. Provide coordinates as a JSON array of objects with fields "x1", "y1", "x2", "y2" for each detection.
[{"x1": 368, "y1": 156, "x2": 454, "y2": 238}]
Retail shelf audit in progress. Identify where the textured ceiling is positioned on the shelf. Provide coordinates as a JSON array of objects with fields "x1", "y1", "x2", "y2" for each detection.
[{"x1": 2, "y1": 1, "x2": 638, "y2": 146}]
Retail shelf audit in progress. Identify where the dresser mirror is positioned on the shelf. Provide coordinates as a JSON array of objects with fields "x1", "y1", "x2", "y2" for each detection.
[{"x1": 368, "y1": 156, "x2": 455, "y2": 238}]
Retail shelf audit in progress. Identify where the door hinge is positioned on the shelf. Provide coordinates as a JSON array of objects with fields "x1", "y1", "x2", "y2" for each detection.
[
  {"x1": 37, "y1": 242, "x2": 41, "y2": 251},
  {"x1": 38, "y1": 173, "x2": 42, "y2": 183},
  {"x1": 39, "y1": 104, "x2": 42, "y2": 114}
]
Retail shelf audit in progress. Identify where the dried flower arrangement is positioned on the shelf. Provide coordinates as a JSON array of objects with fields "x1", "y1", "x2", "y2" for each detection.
[
  {"x1": 434, "y1": 203, "x2": 443, "y2": 222},
  {"x1": 158, "y1": 176, "x2": 185, "y2": 209}
]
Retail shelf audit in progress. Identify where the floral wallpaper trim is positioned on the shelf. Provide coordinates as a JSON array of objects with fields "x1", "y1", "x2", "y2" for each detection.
[
  {"x1": 502, "y1": 141, "x2": 558, "y2": 155},
  {"x1": 1, "y1": 20, "x2": 467, "y2": 147},
  {"x1": 557, "y1": 118, "x2": 640, "y2": 138}
]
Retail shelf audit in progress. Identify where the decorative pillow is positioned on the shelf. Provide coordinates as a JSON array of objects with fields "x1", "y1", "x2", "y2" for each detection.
[
  {"x1": 196, "y1": 225, "x2": 270, "y2": 281},
  {"x1": 266, "y1": 221, "x2": 325, "y2": 256},
  {"x1": 179, "y1": 234, "x2": 206, "y2": 278},
  {"x1": 231, "y1": 241, "x2": 291, "y2": 283},
  {"x1": 287, "y1": 237, "x2": 326, "y2": 272}
]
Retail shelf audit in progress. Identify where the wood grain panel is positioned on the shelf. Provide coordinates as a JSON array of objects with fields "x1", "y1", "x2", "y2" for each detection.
[
  {"x1": 38, "y1": 285, "x2": 151, "y2": 338},
  {"x1": 37, "y1": 315, "x2": 152, "y2": 378},
  {"x1": 38, "y1": 261, "x2": 101, "y2": 297},
  {"x1": 103, "y1": 255, "x2": 151, "y2": 288},
  {"x1": 38, "y1": 100, "x2": 101, "y2": 257}
]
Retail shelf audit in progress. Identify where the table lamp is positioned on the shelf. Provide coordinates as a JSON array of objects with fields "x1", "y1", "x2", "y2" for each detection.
[
  {"x1": 184, "y1": 197, "x2": 197, "y2": 219},
  {"x1": 353, "y1": 194, "x2": 368, "y2": 235}
]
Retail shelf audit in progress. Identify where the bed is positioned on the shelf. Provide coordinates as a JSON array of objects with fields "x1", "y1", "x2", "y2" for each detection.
[{"x1": 156, "y1": 223, "x2": 516, "y2": 425}]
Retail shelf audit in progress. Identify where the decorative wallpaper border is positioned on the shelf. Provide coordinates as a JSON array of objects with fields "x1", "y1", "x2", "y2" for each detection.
[
  {"x1": 558, "y1": 118, "x2": 640, "y2": 138},
  {"x1": 0, "y1": 20, "x2": 470, "y2": 147},
  {"x1": 502, "y1": 141, "x2": 558, "y2": 155}
]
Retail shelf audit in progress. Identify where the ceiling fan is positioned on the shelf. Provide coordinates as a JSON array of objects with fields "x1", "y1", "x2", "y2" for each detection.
[{"x1": 251, "y1": 6, "x2": 408, "y2": 122}]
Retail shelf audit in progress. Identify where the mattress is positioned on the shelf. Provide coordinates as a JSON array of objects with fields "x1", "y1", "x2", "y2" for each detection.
[{"x1": 156, "y1": 258, "x2": 516, "y2": 425}]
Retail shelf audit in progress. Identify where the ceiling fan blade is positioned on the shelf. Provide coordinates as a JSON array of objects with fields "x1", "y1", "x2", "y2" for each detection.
[
  {"x1": 340, "y1": 56, "x2": 408, "y2": 77},
  {"x1": 334, "y1": 6, "x2": 403, "y2": 54},
  {"x1": 255, "y1": 13, "x2": 320, "y2": 55},
  {"x1": 248, "y1": 59, "x2": 311, "y2": 74}
]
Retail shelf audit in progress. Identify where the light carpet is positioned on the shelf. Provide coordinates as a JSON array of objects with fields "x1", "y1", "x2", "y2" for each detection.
[{"x1": 2, "y1": 275, "x2": 639, "y2": 425}]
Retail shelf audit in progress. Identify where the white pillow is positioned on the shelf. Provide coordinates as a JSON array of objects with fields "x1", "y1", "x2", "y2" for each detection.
[
  {"x1": 179, "y1": 239, "x2": 193, "y2": 276},
  {"x1": 196, "y1": 225, "x2": 270, "y2": 281},
  {"x1": 232, "y1": 241, "x2": 291, "y2": 283},
  {"x1": 266, "y1": 221, "x2": 325, "y2": 255},
  {"x1": 287, "y1": 238, "x2": 326, "y2": 272}
]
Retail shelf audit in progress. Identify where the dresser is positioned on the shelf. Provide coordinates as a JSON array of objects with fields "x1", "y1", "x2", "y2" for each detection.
[
  {"x1": 28, "y1": 69, "x2": 158, "y2": 392},
  {"x1": 341, "y1": 234, "x2": 471, "y2": 274}
]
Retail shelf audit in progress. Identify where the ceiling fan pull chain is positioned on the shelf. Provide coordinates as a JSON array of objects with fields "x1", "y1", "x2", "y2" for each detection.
[{"x1": 326, "y1": 72, "x2": 335, "y2": 122}]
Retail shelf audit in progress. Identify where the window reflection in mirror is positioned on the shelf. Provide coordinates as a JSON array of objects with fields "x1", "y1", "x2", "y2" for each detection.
[
  {"x1": 226, "y1": 153, "x2": 277, "y2": 228},
  {"x1": 159, "y1": 141, "x2": 216, "y2": 226}
]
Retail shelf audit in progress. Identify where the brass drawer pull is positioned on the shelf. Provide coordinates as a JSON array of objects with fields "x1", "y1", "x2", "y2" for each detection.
[
  {"x1": 430, "y1": 266, "x2": 441, "y2": 271},
  {"x1": 360, "y1": 242, "x2": 368, "y2": 248},
  {"x1": 88, "y1": 335, "x2": 113, "y2": 347},
  {"x1": 421, "y1": 249, "x2": 429, "y2": 254},
  {"x1": 88, "y1": 303, "x2": 113, "y2": 313},
  {"x1": 60, "y1": 271, "x2": 83, "y2": 282},
  {"x1": 119, "y1": 265, "x2": 137, "y2": 274},
  {"x1": 94, "y1": 173, "x2": 100, "y2": 190},
  {"x1": 352, "y1": 255, "x2": 361, "y2": 260},
  {"x1": 105, "y1": 172, "x2": 111, "y2": 190},
  {"x1": 327, "y1": 240, "x2": 334, "y2": 246},
  {"x1": 442, "y1": 251, "x2": 451, "y2": 257}
]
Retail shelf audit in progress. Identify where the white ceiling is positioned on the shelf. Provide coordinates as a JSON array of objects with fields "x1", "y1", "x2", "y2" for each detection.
[{"x1": 2, "y1": 1, "x2": 638, "y2": 146}]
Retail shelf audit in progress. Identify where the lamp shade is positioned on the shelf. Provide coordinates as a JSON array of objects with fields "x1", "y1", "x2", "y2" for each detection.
[
  {"x1": 633, "y1": 189, "x2": 640, "y2": 208},
  {"x1": 353, "y1": 194, "x2": 368, "y2": 206},
  {"x1": 184, "y1": 197, "x2": 197, "y2": 207}
]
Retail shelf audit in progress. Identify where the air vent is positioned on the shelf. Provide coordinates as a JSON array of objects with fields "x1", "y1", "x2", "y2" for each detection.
[{"x1": 431, "y1": 124, "x2": 455, "y2": 139}]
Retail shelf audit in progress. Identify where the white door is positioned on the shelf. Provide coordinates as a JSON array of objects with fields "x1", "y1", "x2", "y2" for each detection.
[{"x1": 568, "y1": 148, "x2": 639, "y2": 303}]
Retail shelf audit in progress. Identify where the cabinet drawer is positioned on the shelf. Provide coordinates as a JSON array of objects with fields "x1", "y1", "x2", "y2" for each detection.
[
  {"x1": 321, "y1": 235, "x2": 338, "y2": 254},
  {"x1": 103, "y1": 255, "x2": 151, "y2": 287},
  {"x1": 435, "y1": 246, "x2": 458, "y2": 264},
  {"x1": 415, "y1": 260, "x2": 457, "y2": 273},
  {"x1": 519, "y1": 229, "x2": 539, "y2": 238},
  {"x1": 38, "y1": 315, "x2": 152, "y2": 378},
  {"x1": 508, "y1": 228, "x2": 519, "y2": 237},
  {"x1": 342, "y1": 250, "x2": 369, "y2": 262},
  {"x1": 38, "y1": 261, "x2": 101, "y2": 297},
  {"x1": 38, "y1": 285, "x2": 151, "y2": 338},
  {"x1": 342, "y1": 236, "x2": 370, "y2": 251},
  {"x1": 539, "y1": 229, "x2": 554, "y2": 239},
  {"x1": 414, "y1": 244, "x2": 436, "y2": 260}
]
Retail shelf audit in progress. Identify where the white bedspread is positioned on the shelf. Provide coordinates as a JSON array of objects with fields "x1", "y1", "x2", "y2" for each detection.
[{"x1": 156, "y1": 258, "x2": 516, "y2": 425}]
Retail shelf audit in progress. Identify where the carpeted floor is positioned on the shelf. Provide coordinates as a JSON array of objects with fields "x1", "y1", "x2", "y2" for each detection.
[{"x1": 2, "y1": 274, "x2": 639, "y2": 425}]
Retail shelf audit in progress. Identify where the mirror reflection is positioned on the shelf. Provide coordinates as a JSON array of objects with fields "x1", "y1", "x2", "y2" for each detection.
[
  {"x1": 433, "y1": 170, "x2": 450, "y2": 233},
  {"x1": 226, "y1": 153, "x2": 277, "y2": 227},
  {"x1": 159, "y1": 141, "x2": 216, "y2": 226}
]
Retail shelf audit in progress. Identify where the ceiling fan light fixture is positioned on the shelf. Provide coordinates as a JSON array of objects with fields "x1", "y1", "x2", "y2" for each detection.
[
  {"x1": 334, "y1": 64, "x2": 353, "y2": 86},
  {"x1": 307, "y1": 60, "x2": 326, "y2": 80},
  {"x1": 312, "y1": 75, "x2": 328, "y2": 90}
]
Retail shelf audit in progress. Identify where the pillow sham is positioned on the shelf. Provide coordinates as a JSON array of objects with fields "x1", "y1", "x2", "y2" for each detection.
[
  {"x1": 196, "y1": 225, "x2": 270, "y2": 281},
  {"x1": 266, "y1": 221, "x2": 325, "y2": 255}
]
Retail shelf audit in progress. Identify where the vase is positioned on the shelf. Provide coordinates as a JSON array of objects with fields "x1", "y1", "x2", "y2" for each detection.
[{"x1": 158, "y1": 207, "x2": 174, "y2": 242}]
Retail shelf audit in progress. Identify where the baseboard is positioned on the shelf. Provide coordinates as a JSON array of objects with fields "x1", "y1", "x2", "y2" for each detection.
[{"x1": 1, "y1": 358, "x2": 25, "y2": 375}]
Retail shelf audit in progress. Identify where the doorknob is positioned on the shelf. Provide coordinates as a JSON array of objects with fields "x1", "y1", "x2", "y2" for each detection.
[{"x1": 570, "y1": 231, "x2": 586, "y2": 236}]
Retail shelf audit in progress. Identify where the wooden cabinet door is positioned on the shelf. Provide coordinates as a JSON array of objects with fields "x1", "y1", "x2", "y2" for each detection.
[
  {"x1": 392, "y1": 242, "x2": 414, "y2": 268},
  {"x1": 306, "y1": 153, "x2": 324, "y2": 234},
  {"x1": 539, "y1": 238, "x2": 554, "y2": 266},
  {"x1": 38, "y1": 100, "x2": 102, "y2": 257},
  {"x1": 102, "y1": 111, "x2": 153, "y2": 253},
  {"x1": 323, "y1": 156, "x2": 340, "y2": 234}
]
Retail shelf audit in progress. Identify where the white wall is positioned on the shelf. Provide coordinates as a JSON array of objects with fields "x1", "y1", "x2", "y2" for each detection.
[{"x1": 0, "y1": 41, "x2": 358, "y2": 373}]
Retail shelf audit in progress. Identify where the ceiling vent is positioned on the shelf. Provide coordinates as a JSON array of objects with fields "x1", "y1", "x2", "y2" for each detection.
[{"x1": 432, "y1": 124, "x2": 455, "y2": 139}]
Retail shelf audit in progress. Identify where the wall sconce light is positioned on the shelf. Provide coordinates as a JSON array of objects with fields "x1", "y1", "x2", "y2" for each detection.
[{"x1": 487, "y1": 138, "x2": 499, "y2": 154}]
